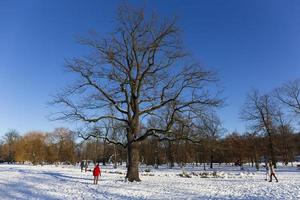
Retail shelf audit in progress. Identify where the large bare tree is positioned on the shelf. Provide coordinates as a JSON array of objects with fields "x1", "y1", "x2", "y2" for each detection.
[{"x1": 51, "y1": 5, "x2": 221, "y2": 181}]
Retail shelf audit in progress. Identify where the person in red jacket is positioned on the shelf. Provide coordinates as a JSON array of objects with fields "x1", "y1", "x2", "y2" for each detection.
[{"x1": 93, "y1": 163, "x2": 101, "y2": 185}]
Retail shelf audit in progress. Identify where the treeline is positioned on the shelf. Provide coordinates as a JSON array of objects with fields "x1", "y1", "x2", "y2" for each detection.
[
  {"x1": 141, "y1": 127, "x2": 300, "y2": 169},
  {"x1": 0, "y1": 128, "x2": 76, "y2": 164},
  {"x1": 0, "y1": 128, "x2": 125, "y2": 166},
  {"x1": 2, "y1": 79, "x2": 300, "y2": 169},
  {"x1": 1, "y1": 127, "x2": 299, "y2": 168},
  {"x1": 139, "y1": 130, "x2": 300, "y2": 169}
]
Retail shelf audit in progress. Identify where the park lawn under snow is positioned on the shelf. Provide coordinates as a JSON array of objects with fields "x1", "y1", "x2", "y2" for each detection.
[{"x1": 0, "y1": 163, "x2": 299, "y2": 200}]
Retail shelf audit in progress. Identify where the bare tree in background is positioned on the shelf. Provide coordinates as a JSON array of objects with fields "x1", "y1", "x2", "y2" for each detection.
[
  {"x1": 274, "y1": 79, "x2": 300, "y2": 117},
  {"x1": 52, "y1": 128, "x2": 76, "y2": 164},
  {"x1": 273, "y1": 109, "x2": 294, "y2": 165},
  {"x1": 241, "y1": 90, "x2": 278, "y2": 167},
  {"x1": 1, "y1": 129, "x2": 20, "y2": 163},
  {"x1": 51, "y1": 4, "x2": 221, "y2": 181},
  {"x1": 244, "y1": 131, "x2": 260, "y2": 170},
  {"x1": 199, "y1": 113, "x2": 223, "y2": 169}
]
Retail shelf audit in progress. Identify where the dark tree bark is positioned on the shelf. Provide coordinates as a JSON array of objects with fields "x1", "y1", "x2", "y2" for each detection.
[
  {"x1": 210, "y1": 151, "x2": 213, "y2": 169},
  {"x1": 167, "y1": 141, "x2": 174, "y2": 168},
  {"x1": 126, "y1": 137, "x2": 141, "y2": 181}
]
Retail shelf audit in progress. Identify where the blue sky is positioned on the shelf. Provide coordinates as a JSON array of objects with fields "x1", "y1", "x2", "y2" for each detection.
[{"x1": 0, "y1": 0, "x2": 300, "y2": 135}]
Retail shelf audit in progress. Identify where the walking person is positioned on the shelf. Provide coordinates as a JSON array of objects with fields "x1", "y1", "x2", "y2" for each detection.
[
  {"x1": 93, "y1": 163, "x2": 101, "y2": 185},
  {"x1": 85, "y1": 161, "x2": 88, "y2": 172},
  {"x1": 268, "y1": 161, "x2": 278, "y2": 182},
  {"x1": 265, "y1": 162, "x2": 270, "y2": 181},
  {"x1": 80, "y1": 160, "x2": 85, "y2": 172}
]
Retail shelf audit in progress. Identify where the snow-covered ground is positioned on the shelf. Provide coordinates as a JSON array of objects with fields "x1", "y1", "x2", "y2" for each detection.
[{"x1": 0, "y1": 163, "x2": 299, "y2": 200}]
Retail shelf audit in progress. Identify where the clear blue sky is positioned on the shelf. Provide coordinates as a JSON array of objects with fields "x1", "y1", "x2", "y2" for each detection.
[{"x1": 1, "y1": 0, "x2": 300, "y2": 135}]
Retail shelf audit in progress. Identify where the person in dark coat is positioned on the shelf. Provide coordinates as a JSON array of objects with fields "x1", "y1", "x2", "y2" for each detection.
[
  {"x1": 93, "y1": 163, "x2": 101, "y2": 185},
  {"x1": 80, "y1": 161, "x2": 85, "y2": 172}
]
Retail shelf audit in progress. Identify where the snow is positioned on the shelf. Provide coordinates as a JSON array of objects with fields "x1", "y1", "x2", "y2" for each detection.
[{"x1": 0, "y1": 163, "x2": 299, "y2": 199}]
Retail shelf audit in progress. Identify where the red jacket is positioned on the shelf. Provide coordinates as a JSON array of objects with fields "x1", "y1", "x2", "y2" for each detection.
[{"x1": 93, "y1": 165, "x2": 101, "y2": 176}]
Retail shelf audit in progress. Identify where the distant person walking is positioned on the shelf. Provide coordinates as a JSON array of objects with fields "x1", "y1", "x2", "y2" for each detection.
[
  {"x1": 80, "y1": 161, "x2": 85, "y2": 172},
  {"x1": 268, "y1": 161, "x2": 278, "y2": 182},
  {"x1": 265, "y1": 162, "x2": 270, "y2": 181},
  {"x1": 85, "y1": 161, "x2": 88, "y2": 172},
  {"x1": 93, "y1": 163, "x2": 101, "y2": 185}
]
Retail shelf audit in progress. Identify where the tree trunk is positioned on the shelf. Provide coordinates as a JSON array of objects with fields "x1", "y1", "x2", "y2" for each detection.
[
  {"x1": 102, "y1": 138, "x2": 106, "y2": 165},
  {"x1": 126, "y1": 133, "x2": 141, "y2": 182},
  {"x1": 154, "y1": 140, "x2": 159, "y2": 169},
  {"x1": 253, "y1": 145, "x2": 259, "y2": 170},
  {"x1": 113, "y1": 144, "x2": 117, "y2": 169},
  {"x1": 210, "y1": 151, "x2": 213, "y2": 169},
  {"x1": 267, "y1": 134, "x2": 276, "y2": 168},
  {"x1": 167, "y1": 141, "x2": 174, "y2": 168}
]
